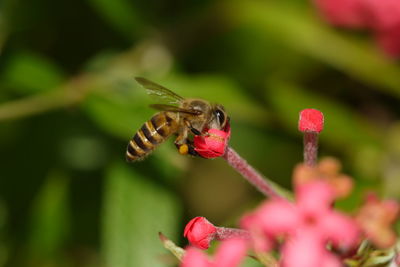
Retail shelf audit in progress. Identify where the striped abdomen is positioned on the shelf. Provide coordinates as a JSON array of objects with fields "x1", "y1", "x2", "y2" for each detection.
[{"x1": 126, "y1": 112, "x2": 179, "y2": 162}]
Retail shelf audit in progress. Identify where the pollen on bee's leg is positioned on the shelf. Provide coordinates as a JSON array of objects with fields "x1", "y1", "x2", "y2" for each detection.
[{"x1": 179, "y1": 144, "x2": 189, "y2": 155}]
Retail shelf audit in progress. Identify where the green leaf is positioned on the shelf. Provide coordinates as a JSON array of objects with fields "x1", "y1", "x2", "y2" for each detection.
[
  {"x1": 241, "y1": 257, "x2": 264, "y2": 267},
  {"x1": 2, "y1": 52, "x2": 66, "y2": 94},
  {"x1": 102, "y1": 163, "x2": 181, "y2": 267},
  {"x1": 28, "y1": 171, "x2": 70, "y2": 259}
]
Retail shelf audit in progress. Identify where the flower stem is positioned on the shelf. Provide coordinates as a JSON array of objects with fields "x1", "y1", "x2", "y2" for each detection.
[
  {"x1": 303, "y1": 132, "x2": 318, "y2": 167},
  {"x1": 223, "y1": 146, "x2": 290, "y2": 200},
  {"x1": 215, "y1": 227, "x2": 251, "y2": 241}
]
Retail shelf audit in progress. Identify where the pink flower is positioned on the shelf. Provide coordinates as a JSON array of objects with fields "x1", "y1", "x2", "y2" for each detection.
[
  {"x1": 181, "y1": 238, "x2": 248, "y2": 267},
  {"x1": 313, "y1": 0, "x2": 365, "y2": 28},
  {"x1": 313, "y1": 0, "x2": 400, "y2": 58},
  {"x1": 298, "y1": 109, "x2": 324, "y2": 133},
  {"x1": 184, "y1": 217, "x2": 217, "y2": 249},
  {"x1": 355, "y1": 193, "x2": 399, "y2": 248},
  {"x1": 281, "y1": 230, "x2": 342, "y2": 267},
  {"x1": 194, "y1": 124, "x2": 231, "y2": 159},
  {"x1": 363, "y1": 0, "x2": 400, "y2": 30},
  {"x1": 395, "y1": 252, "x2": 400, "y2": 266},
  {"x1": 363, "y1": 0, "x2": 400, "y2": 56},
  {"x1": 242, "y1": 181, "x2": 360, "y2": 267},
  {"x1": 293, "y1": 157, "x2": 354, "y2": 198}
]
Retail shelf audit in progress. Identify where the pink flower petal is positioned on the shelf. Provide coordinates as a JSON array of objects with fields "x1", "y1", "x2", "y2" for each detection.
[
  {"x1": 319, "y1": 212, "x2": 360, "y2": 248},
  {"x1": 363, "y1": 0, "x2": 400, "y2": 30},
  {"x1": 214, "y1": 238, "x2": 248, "y2": 267},
  {"x1": 320, "y1": 253, "x2": 342, "y2": 267},
  {"x1": 255, "y1": 200, "x2": 300, "y2": 236},
  {"x1": 181, "y1": 247, "x2": 211, "y2": 267},
  {"x1": 296, "y1": 181, "x2": 335, "y2": 216},
  {"x1": 241, "y1": 213, "x2": 274, "y2": 252},
  {"x1": 281, "y1": 230, "x2": 326, "y2": 267}
]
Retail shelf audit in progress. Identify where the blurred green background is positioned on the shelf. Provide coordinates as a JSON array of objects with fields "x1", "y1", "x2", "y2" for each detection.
[{"x1": 1, "y1": 0, "x2": 400, "y2": 266}]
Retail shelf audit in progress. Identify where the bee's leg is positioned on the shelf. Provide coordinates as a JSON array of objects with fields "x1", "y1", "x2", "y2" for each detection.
[
  {"x1": 183, "y1": 120, "x2": 202, "y2": 136},
  {"x1": 174, "y1": 128, "x2": 190, "y2": 155},
  {"x1": 174, "y1": 128, "x2": 201, "y2": 157}
]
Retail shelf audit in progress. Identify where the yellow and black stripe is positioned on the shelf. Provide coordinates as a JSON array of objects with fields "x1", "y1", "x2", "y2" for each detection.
[{"x1": 126, "y1": 112, "x2": 178, "y2": 162}]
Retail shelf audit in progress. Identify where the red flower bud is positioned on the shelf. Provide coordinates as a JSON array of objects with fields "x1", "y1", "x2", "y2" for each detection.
[
  {"x1": 184, "y1": 217, "x2": 217, "y2": 249},
  {"x1": 298, "y1": 109, "x2": 324, "y2": 133},
  {"x1": 194, "y1": 124, "x2": 231, "y2": 159}
]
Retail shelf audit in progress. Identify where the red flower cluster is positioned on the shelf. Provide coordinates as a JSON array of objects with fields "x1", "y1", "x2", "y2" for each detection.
[{"x1": 314, "y1": 0, "x2": 400, "y2": 57}]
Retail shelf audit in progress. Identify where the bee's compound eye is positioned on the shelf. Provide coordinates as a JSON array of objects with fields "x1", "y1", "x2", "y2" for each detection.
[{"x1": 215, "y1": 109, "x2": 225, "y2": 126}]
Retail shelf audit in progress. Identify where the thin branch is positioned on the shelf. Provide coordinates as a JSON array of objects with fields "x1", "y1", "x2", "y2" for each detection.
[
  {"x1": 0, "y1": 78, "x2": 89, "y2": 121},
  {"x1": 0, "y1": 43, "x2": 141, "y2": 122}
]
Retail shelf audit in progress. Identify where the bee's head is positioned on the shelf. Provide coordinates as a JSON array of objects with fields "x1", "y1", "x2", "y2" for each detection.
[{"x1": 209, "y1": 104, "x2": 229, "y2": 131}]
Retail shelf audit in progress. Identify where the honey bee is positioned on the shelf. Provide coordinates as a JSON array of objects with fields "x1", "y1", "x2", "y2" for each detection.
[{"x1": 126, "y1": 77, "x2": 230, "y2": 162}]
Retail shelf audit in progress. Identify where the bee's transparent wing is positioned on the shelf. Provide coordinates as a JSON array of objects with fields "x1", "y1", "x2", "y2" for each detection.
[
  {"x1": 149, "y1": 104, "x2": 202, "y2": 115},
  {"x1": 135, "y1": 77, "x2": 184, "y2": 105}
]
